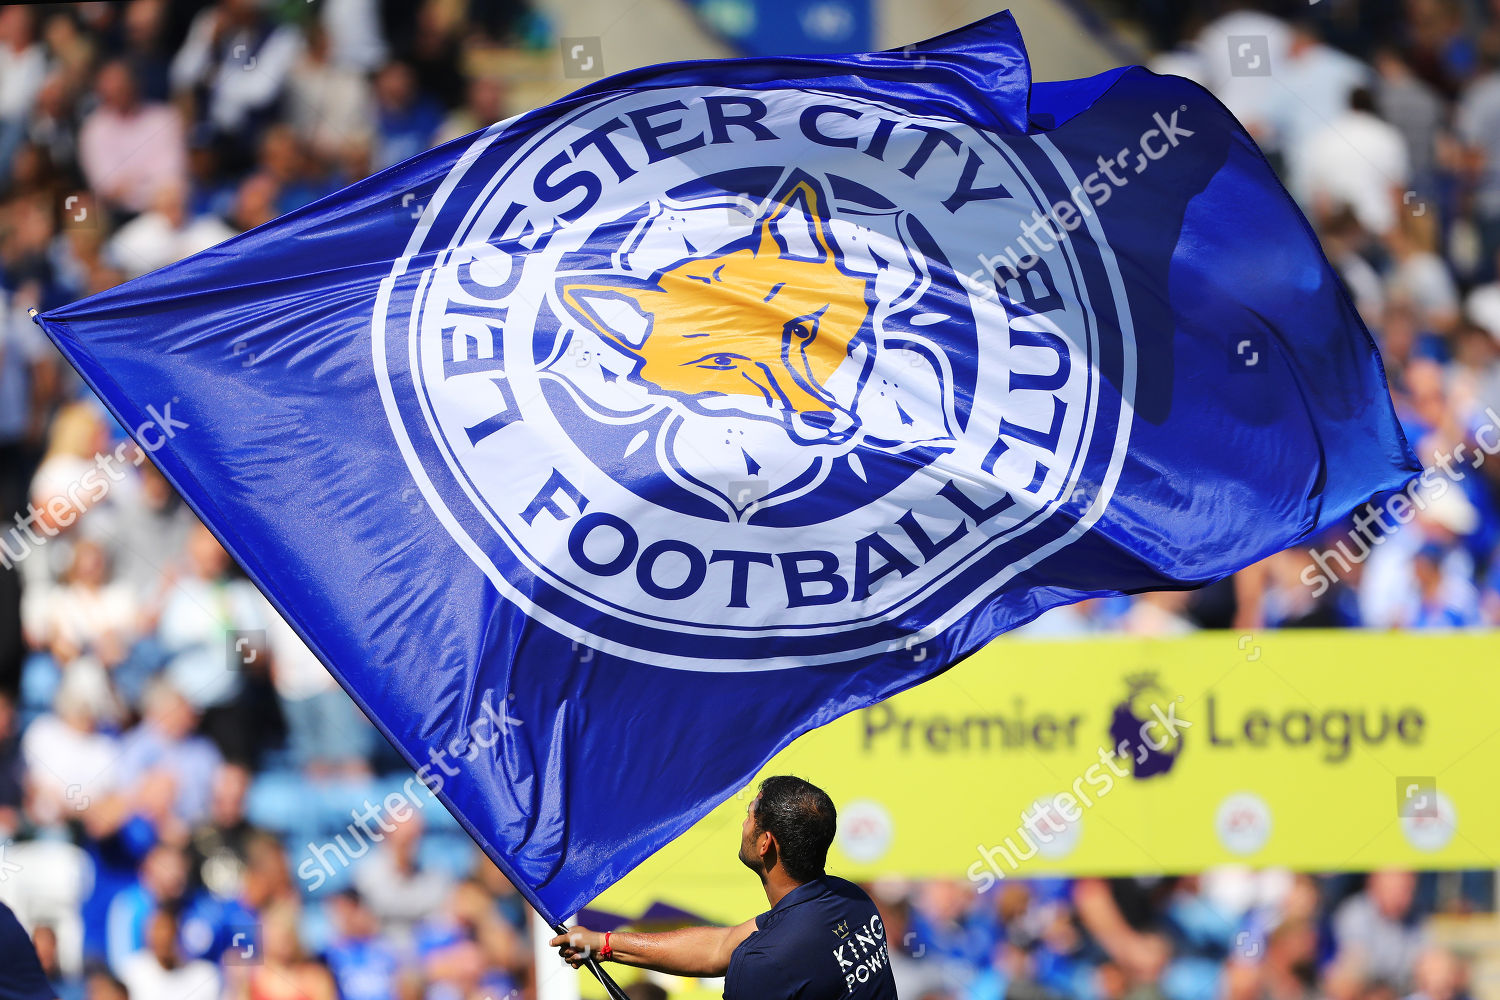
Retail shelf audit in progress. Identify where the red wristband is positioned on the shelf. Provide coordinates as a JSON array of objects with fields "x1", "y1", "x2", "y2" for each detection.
[{"x1": 600, "y1": 931, "x2": 613, "y2": 960}]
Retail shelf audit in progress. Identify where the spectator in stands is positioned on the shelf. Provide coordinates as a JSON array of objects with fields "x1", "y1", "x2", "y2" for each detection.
[
  {"x1": 414, "y1": 876, "x2": 527, "y2": 997},
  {"x1": 24, "y1": 539, "x2": 139, "y2": 673},
  {"x1": 325, "y1": 888, "x2": 405, "y2": 1000},
  {"x1": 224, "y1": 898, "x2": 337, "y2": 1000},
  {"x1": 105, "y1": 842, "x2": 190, "y2": 973},
  {"x1": 110, "y1": 458, "x2": 192, "y2": 599},
  {"x1": 78, "y1": 59, "x2": 186, "y2": 220},
  {"x1": 168, "y1": 0, "x2": 303, "y2": 166},
  {"x1": 254, "y1": 124, "x2": 328, "y2": 215},
  {"x1": 437, "y1": 74, "x2": 508, "y2": 145},
  {"x1": 115, "y1": 678, "x2": 224, "y2": 836},
  {"x1": 83, "y1": 970, "x2": 128, "y2": 1000},
  {"x1": 285, "y1": 20, "x2": 375, "y2": 169},
  {"x1": 186, "y1": 762, "x2": 260, "y2": 900},
  {"x1": 20, "y1": 665, "x2": 120, "y2": 828},
  {"x1": 118, "y1": 905, "x2": 220, "y2": 1000},
  {"x1": 24, "y1": 402, "x2": 111, "y2": 575},
  {"x1": 0, "y1": 6, "x2": 46, "y2": 185},
  {"x1": 1295, "y1": 88, "x2": 1410, "y2": 238},
  {"x1": 155, "y1": 524, "x2": 269, "y2": 762},
  {"x1": 1333, "y1": 871, "x2": 1427, "y2": 991},
  {"x1": 120, "y1": 0, "x2": 171, "y2": 103},
  {"x1": 1385, "y1": 215, "x2": 1461, "y2": 336},
  {"x1": 371, "y1": 61, "x2": 443, "y2": 171},
  {"x1": 1272, "y1": 20, "x2": 1371, "y2": 160},
  {"x1": 228, "y1": 170, "x2": 282, "y2": 233},
  {"x1": 354, "y1": 812, "x2": 455, "y2": 946},
  {"x1": 40, "y1": 9, "x2": 95, "y2": 90},
  {"x1": 28, "y1": 71, "x2": 81, "y2": 181},
  {"x1": 105, "y1": 181, "x2": 235, "y2": 278},
  {"x1": 1405, "y1": 948, "x2": 1469, "y2": 1000},
  {"x1": 1409, "y1": 541, "x2": 1480, "y2": 627},
  {"x1": 31, "y1": 922, "x2": 79, "y2": 1000},
  {"x1": 1373, "y1": 49, "x2": 1446, "y2": 203}
]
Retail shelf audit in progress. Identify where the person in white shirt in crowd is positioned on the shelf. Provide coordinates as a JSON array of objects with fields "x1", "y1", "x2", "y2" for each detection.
[
  {"x1": 1270, "y1": 20, "x2": 1371, "y2": 165},
  {"x1": 109, "y1": 458, "x2": 195, "y2": 599},
  {"x1": 119, "y1": 906, "x2": 221, "y2": 1000},
  {"x1": 1192, "y1": 8, "x2": 1293, "y2": 153},
  {"x1": 20, "y1": 538, "x2": 139, "y2": 672},
  {"x1": 155, "y1": 523, "x2": 269, "y2": 760},
  {"x1": 1294, "y1": 87, "x2": 1410, "y2": 238},
  {"x1": 168, "y1": 0, "x2": 303, "y2": 149},
  {"x1": 318, "y1": 0, "x2": 388, "y2": 73},
  {"x1": 78, "y1": 59, "x2": 186, "y2": 220},
  {"x1": 285, "y1": 21, "x2": 375, "y2": 167},
  {"x1": 19, "y1": 663, "x2": 121, "y2": 827},
  {"x1": 0, "y1": 6, "x2": 47, "y2": 184},
  {"x1": 105, "y1": 181, "x2": 236, "y2": 279}
]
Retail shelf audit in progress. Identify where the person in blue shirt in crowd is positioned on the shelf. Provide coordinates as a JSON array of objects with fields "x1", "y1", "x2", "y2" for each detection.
[
  {"x1": 552, "y1": 775, "x2": 899, "y2": 1000},
  {"x1": 323, "y1": 889, "x2": 402, "y2": 1000}
]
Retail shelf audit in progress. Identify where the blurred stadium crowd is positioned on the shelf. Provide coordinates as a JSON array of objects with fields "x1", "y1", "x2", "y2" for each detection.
[{"x1": 0, "y1": 0, "x2": 1495, "y2": 999}]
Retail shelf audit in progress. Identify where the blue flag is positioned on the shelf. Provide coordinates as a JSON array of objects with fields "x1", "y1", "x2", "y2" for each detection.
[{"x1": 36, "y1": 12, "x2": 1416, "y2": 923}]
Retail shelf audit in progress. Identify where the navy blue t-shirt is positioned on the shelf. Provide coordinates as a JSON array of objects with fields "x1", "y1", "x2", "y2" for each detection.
[
  {"x1": 0, "y1": 902, "x2": 53, "y2": 1000},
  {"x1": 725, "y1": 876, "x2": 899, "y2": 1000}
]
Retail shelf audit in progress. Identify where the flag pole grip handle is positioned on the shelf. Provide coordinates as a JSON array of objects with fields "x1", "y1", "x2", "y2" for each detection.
[{"x1": 551, "y1": 921, "x2": 633, "y2": 1000}]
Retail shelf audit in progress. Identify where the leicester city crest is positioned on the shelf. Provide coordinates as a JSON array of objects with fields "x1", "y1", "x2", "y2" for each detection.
[{"x1": 375, "y1": 85, "x2": 1136, "y2": 669}]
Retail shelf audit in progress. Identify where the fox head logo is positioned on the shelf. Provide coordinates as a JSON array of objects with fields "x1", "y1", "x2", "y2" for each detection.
[{"x1": 559, "y1": 180, "x2": 874, "y2": 446}]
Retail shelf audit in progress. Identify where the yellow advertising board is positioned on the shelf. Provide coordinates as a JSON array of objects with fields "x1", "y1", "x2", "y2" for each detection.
[{"x1": 595, "y1": 630, "x2": 1500, "y2": 926}]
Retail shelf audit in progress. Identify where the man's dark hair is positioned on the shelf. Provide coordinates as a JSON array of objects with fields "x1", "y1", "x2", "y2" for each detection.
[{"x1": 753, "y1": 776, "x2": 836, "y2": 883}]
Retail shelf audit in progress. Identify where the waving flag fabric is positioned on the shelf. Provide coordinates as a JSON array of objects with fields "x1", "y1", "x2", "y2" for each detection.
[{"x1": 36, "y1": 12, "x2": 1417, "y2": 923}]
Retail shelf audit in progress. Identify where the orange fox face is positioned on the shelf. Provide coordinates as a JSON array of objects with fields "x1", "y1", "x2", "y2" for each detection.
[{"x1": 561, "y1": 182, "x2": 872, "y2": 445}]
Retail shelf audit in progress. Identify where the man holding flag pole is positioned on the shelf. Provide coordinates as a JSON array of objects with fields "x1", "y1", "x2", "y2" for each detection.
[{"x1": 553, "y1": 777, "x2": 897, "y2": 999}]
